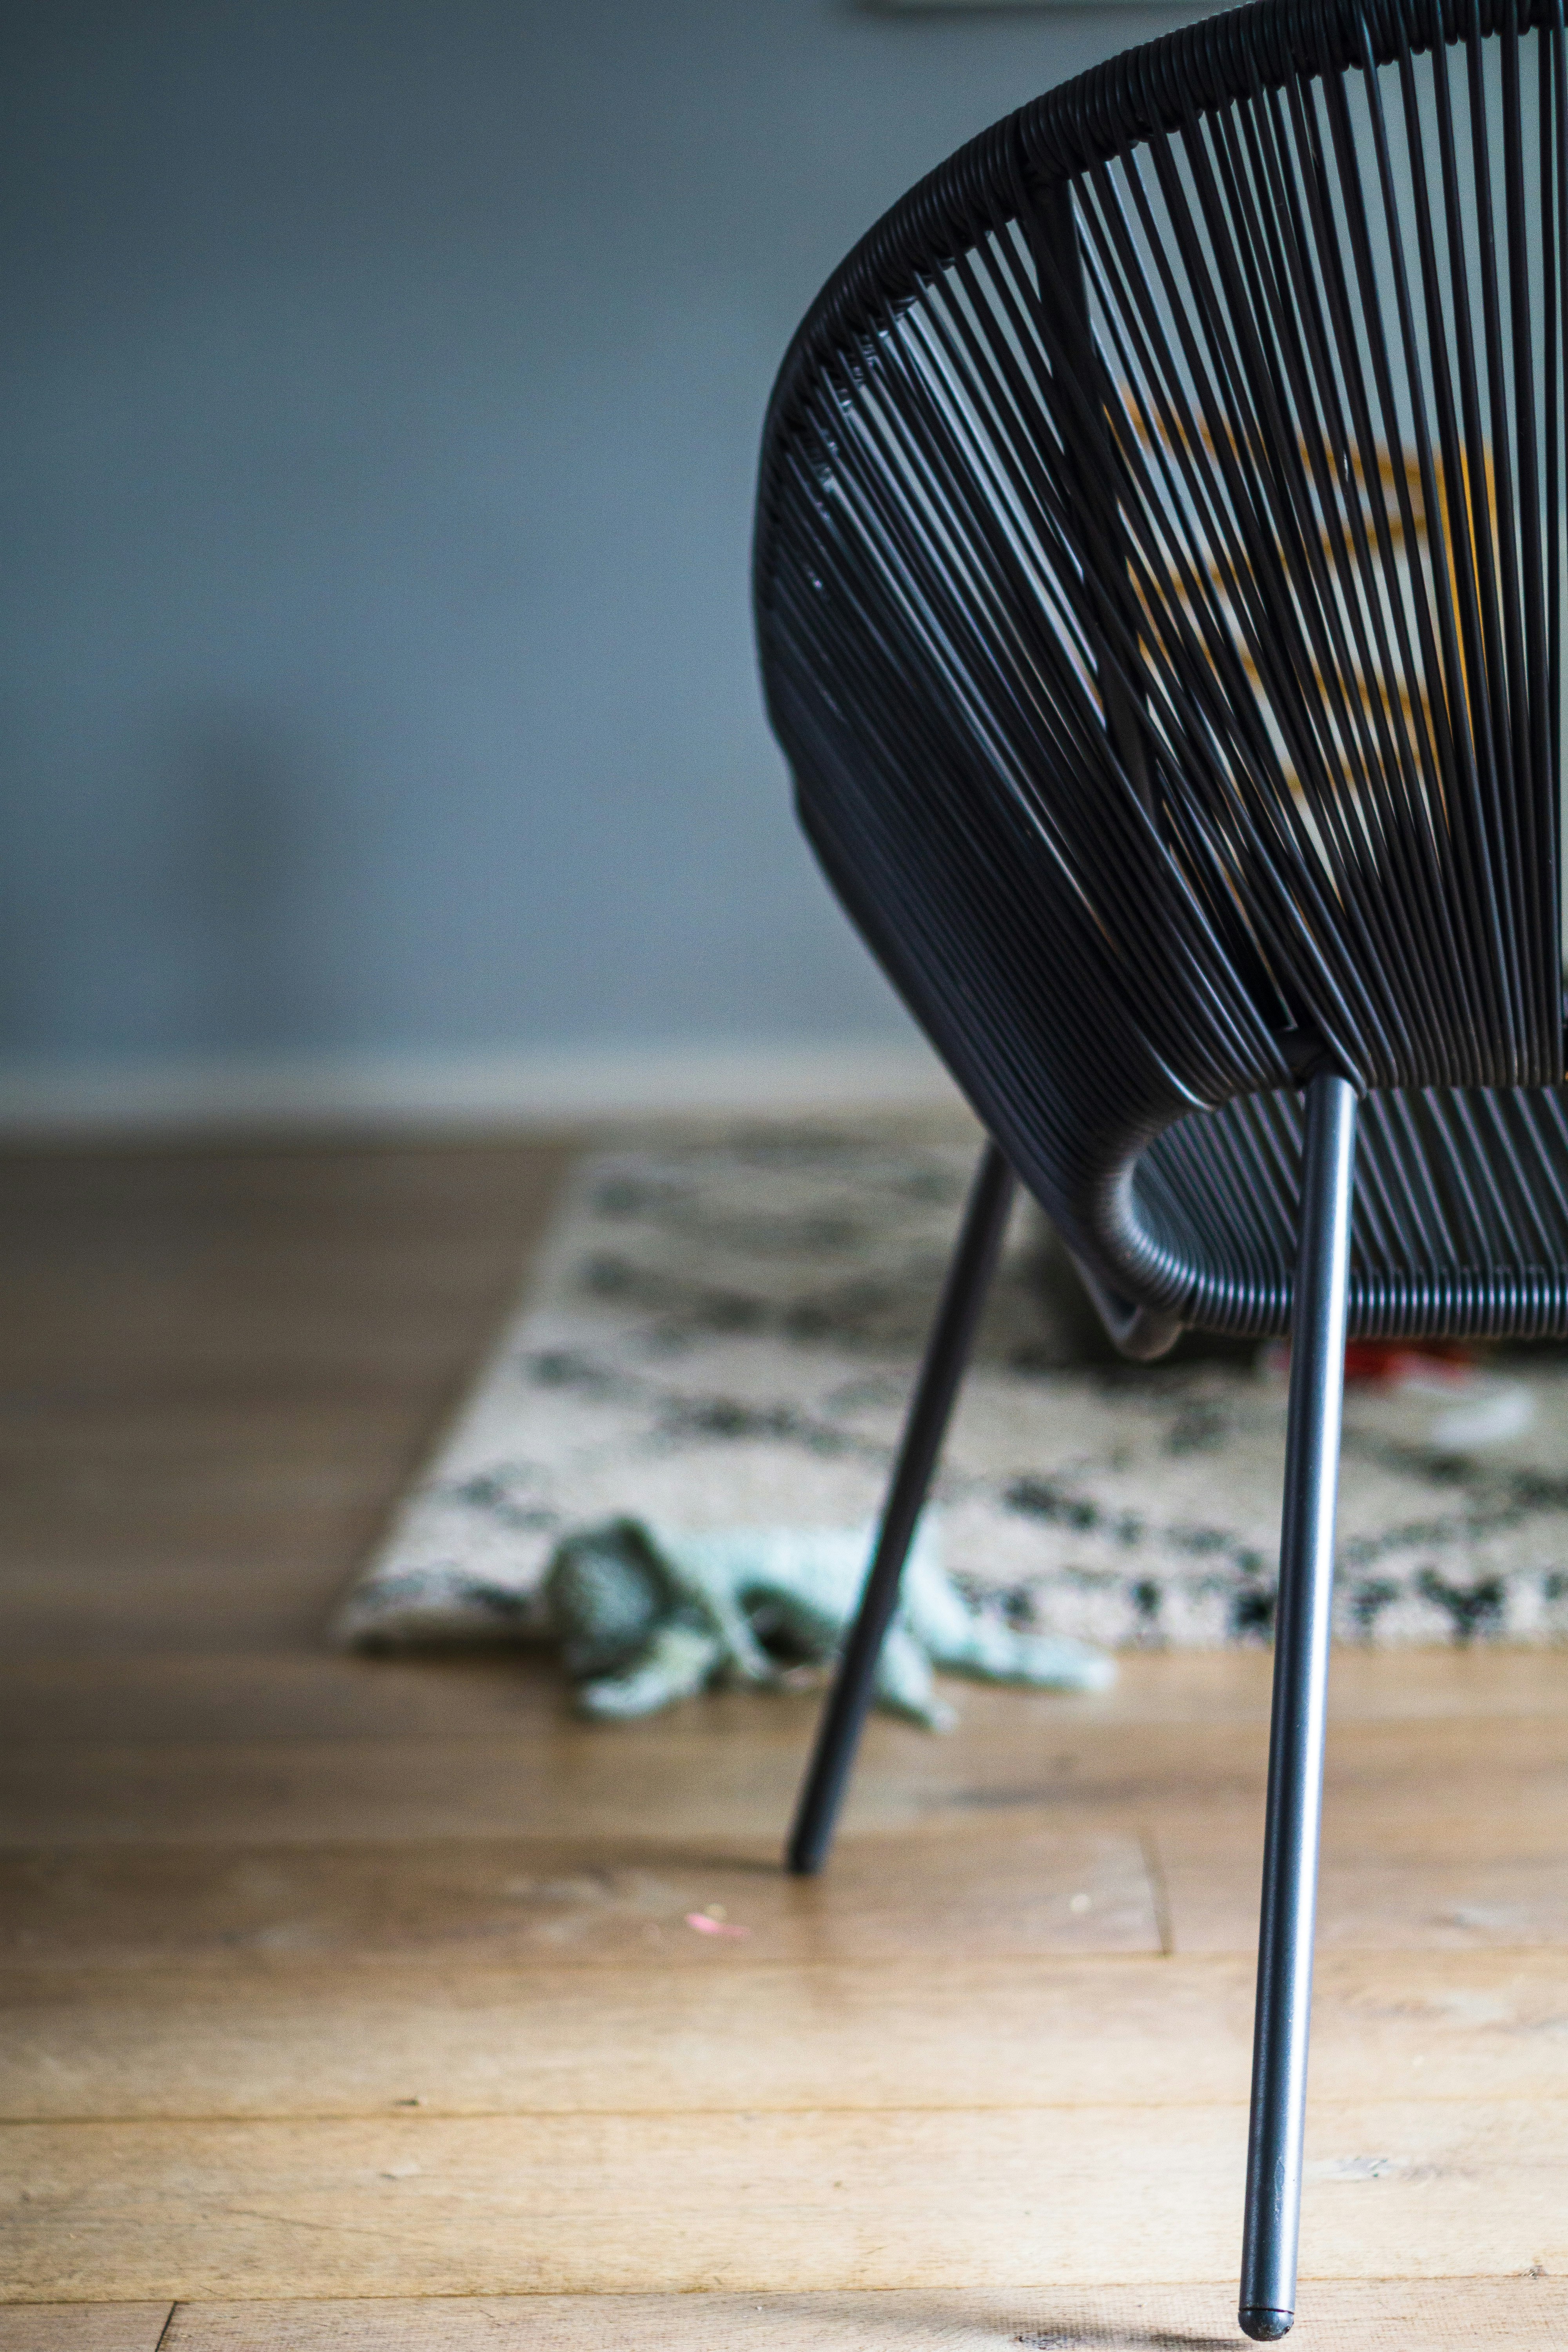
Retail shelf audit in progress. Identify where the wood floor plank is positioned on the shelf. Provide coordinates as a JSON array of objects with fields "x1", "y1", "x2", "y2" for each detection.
[
  {"x1": 6, "y1": 1644, "x2": 1565, "y2": 1761},
  {"x1": 0, "y1": 1152, "x2": 568, "y2": 1352},
  {"x1": 155, "y1": 2281, "x2": 1568, "y2": 2350},
  {"x1": 0, "y1": 2311, "x2": 172, "y2": 2350},
  {"x1": 1163, "y1": 1849, "x2": 1568, "y2": 1953},
  {"x1": 0, "y1": 1141, "x2": 572, "y2": 1665},
  {"x1": 9, "y1": 1646, "x2": 1568, "y2": 1742},
  {"x1": 0, "y1": 1659, "x2": 575, "y2": 1750},
  {"x1": 0, "y1": 1829, "x2": 1156, "y2": 1973},
  {"x1": 0, "y1": 1726, "x2": 1027, "y2": 1847},
  {"x1": 2, "y1": 1950, "x2": 1564, "y2": 2120},
  {"x1": 1154, "y1": 1791, "x2": 1568, "y2": 1867},
  {"x1": 6, "y1": 1704, "x2": 1567, "y2": 1846},
  {"x1": 0, "y1": 1559, "x2": 390, "y2": 1662},
  {"x1": 0, "y1": 1392, "x2": 425, "y2": 1464},
  {"x1": 4, "y1": 2102, "x2": 1565, "y2": 2299},
  {"x1": 0, "y1": 1263, "x2": 558, "y2": 1386}
]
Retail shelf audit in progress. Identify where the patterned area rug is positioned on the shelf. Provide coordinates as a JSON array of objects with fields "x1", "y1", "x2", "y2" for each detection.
[{"x1": 334, "y1": 1123, "x2": 1568, "y2": 1654}]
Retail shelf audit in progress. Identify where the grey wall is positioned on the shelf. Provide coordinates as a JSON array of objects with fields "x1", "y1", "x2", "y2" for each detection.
[{"x1": 0, "y1": 0, "x2": 1198, "y2": 1067}]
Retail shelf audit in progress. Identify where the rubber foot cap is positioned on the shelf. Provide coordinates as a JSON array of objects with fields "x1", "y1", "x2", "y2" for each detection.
[{"x1": 1238, "y1": 2309, "x2": 1294, "y2": 2341}]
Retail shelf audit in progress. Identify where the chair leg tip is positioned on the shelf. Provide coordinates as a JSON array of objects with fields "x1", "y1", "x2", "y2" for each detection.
[{"x1": 1238, "y1": 2307, "x2": 1294, "y2": 2340}]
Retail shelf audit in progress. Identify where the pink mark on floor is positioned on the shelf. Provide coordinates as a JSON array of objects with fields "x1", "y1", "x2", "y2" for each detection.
[{"x1": 686, "y1": 1911, "x2": 751, "y2": 1938}]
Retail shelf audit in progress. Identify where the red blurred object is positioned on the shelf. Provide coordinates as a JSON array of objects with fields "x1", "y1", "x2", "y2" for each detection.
[
  {"x1": 1264, "y1": 1338, "x2": 1479, "y2": 1386},
  {"x1": 1341, "y1": 1340, "x2": 1474, "y2": 1387}
]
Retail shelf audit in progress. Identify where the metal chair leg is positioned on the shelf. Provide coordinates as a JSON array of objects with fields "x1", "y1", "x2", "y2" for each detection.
[
  {"x1": 1239, "y1": 1072, "x2": 1359, "y2": 2342},
  {"x1": 785, "y1": 1137, "x2": 1016, "y2": 1877}
]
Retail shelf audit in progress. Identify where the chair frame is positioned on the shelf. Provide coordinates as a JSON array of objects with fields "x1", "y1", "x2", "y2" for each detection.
[
  {"x1": 760, "y1": 0, "x2": 1568, "y2": 2332},
  {"x1": 787, "y1": 1077, "x2": 1355, "y2": 2339}
]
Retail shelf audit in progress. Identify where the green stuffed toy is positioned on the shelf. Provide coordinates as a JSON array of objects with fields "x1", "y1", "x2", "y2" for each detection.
[{"x1": 545, "y1": 1516, "x2": 1112, "y2": 1728}]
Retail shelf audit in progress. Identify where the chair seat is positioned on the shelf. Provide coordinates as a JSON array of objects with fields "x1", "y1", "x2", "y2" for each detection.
[{"x1": 1108, "y1": 1083, "x2": 1568, "y2": 1346}]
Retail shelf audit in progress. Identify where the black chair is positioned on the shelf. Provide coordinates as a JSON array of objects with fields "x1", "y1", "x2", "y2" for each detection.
[{"x1": 753, "y1": 0, "x2": 1568, "y2": 2335}]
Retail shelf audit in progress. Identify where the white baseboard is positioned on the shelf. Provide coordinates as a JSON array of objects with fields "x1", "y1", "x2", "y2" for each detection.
[{"x1": 0, "y1": 1041, "x2": 971, "y2": 1143}]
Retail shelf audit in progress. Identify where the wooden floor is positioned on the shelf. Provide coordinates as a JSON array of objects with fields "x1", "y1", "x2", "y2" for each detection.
[{"x1": 3, "y1": 1138, "x2": 1568, "y2": 2347}]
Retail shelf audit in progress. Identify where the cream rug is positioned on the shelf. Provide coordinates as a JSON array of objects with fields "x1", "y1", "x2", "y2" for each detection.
[{"x1": 334, "y1": 1123, "x2": 1568, "y2": 1654}]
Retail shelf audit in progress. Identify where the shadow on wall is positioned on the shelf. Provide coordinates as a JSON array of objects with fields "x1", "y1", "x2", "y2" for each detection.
[
  {"x1": 156, "y1": 708, "x2": 321, "y2": 1050},
  {"x1": 3, "y1": 0, "x2": 1202, "y2": 1071},
  {"x1": 0, "y1": 704, "x2": 342, "y2": 1060}
]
